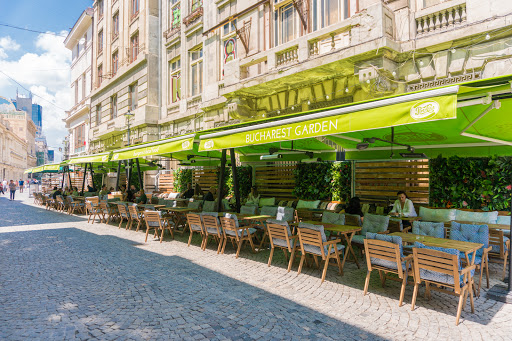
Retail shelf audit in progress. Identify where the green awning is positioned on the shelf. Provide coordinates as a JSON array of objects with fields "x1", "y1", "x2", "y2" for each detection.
[
  {"x1": 112, "y1": 134, "x2": 195, "y2": 161},
  {"x1": 199, "y1": 86, "x2": 458, "y2": 151},
  {"x1": 43, "y1": 163, "x2": 61, "y2": 172},
  {"x1": 24, "y1": 167, "x2": 34, "y2": 174},
  {"x1": 68, "y1": 152, "x2": 112, "y2": 164}
]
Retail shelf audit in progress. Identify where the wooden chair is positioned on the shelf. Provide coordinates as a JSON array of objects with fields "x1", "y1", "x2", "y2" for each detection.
[
  {"x1": 388, "y1": 219, "x2": 405, "y2": 233},
  {"x1": 266, "y1": 219, "x2": 297, "y2": 271},
  {"x1": 363, "y1": 233, "x2": 413, "y2": 307},
  {"x1": 98, "y1": 202, "x2": 111, "y2": 224},
  {"x1": 117, "y1": 204, "x2": 130, "y2": 229},
  {"x1": 85, "y1": 201, "x2": 104, "y2": 224},
  {"x1": 296, "y1": 222, "x2": 344, "y2": 283},
  {"x1": 56, "y1": 195, "x2": 67, "y2": 212},
  {"x1": 489, "y1": 229, "x2": 510, "y2": 280},
  {"x1": 344, "y1": 213, "x2": 362, "y2": 227},
  {"x1": 220, "y1": 214, "x2": 257, "y2": 258},
  {"x1": 128, "y1": 205, "x2": 145, "y2": 231},
  {"x1": 144, "y1": 211, "x2": 174, "y2": 243},
  {"x1": 66, "y1": 196, "x2": 84, "y2": 215},
  {"x1": 202, "y1": 213, "x2": 224, "y2": 253},
  {"x1": 412, "y1": 246, "x2": 476, "y2": 326},
  {"x1": 186, "y1": 213, "x2": 204, "y2": 248}
]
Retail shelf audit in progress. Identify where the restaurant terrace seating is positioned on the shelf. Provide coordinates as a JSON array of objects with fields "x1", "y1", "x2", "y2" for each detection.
[
  {"x1": 66, "y1": 196, "x2": 84, "y2": 215},
  {"x1": 322, "y1": 211, "x2": 345, "y2": 225},
  {"x1": 266, "y1": 219, "x2": 297, "y2": 271},
  {"x1": 186, "y1": 213, "x2": 204, "y2": 248},
  {"x1": 260, "y1": 206, "x2": 278, "y2": 218},
  {"x1": 363, "y1": 232, "x2": 412, "y2": 307},
  {"x1": 276, "y1": 206, "x2": 295, "y2": 222},
  {"x1": 188, "y1": 201, "x2": 201, "y2": 210},
  {"x1": 128, "y1": 205, "x2": 144, "y2": 231},
  {"x1": 85, "y1": 201, "x2": 104, "y2": 224},
  {"x1": 412, "y1": 243, "x2": 476, "y2": 326},
  {"x1": 144, "y1": 210, "x2": 174, "y2": 243},
  {"x1": 240, "y1": 205, "x2": 257, "y2": 215},
  {"x1": 449, "y1": 222, "x2": 491, "y2": 295},
  {"x1": 344, "y1": 213, "x2": 362, "y2": 227},
  {"x1": 296, "y1": 222, "x2": 344, "y2": 283},
  {"x1": 117, "y1": 204, "x2": 130, "y2": 229},
  {"x1": 412, "y1": 221, "x2": 446, "y2": 238},
  {"x1": 488, "y1": 229, "x2": 510, "y2": 280},
  {"x1": 202, "y1": 201, "x2": 216, "y2": 212}
]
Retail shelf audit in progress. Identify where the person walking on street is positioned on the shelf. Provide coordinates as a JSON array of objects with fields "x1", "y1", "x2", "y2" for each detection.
[
  {"x1": 19, "y1": 179, "x2": 24, "y2": 193},
  {"x1": 8, "y1": 180, "x2": 17, "y2": 201},
  {"x1": 0, "y1": 182, "x2": 4, "y2": 195}
]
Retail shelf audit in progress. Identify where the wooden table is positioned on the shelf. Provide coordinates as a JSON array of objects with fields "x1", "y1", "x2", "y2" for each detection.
[
  {"x1": 388, "y1": 216, "x2": 421, "y2": 221},
  {"x1": 453, "y1": 220, "x2": 510, "y2": 231},
  {"x1": 390, "y1": 232, "x2": 483, "y2": 265},
  {"x1": 159, "y1": 207, "x2": 196, "y2": 233},
  {"x1": 234, "y1": 214, "x2": 273, "y2": 249},
  {"x1": 298, "y1": 220, "x2": 362, "y2": 268}
]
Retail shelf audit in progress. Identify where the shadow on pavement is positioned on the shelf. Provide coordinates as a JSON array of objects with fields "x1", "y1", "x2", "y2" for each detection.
[
  {"x1": 0, "y1": 227, "x2": 388, "y2": 340},
  {"x1": 0, "y1": 196, "x2": 85, "y2": 227}
]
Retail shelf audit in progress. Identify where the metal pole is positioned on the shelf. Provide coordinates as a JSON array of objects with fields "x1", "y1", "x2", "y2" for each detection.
[
  {"x1": 136, "y1": 158, "x2": 143, "y2": 191},
  {"x1": 115, "y1": 161, "x2": 122, "y2": 190},
  {"x1": 230, "y1": 148, "x2": 241, "y2": 213},
  {"x1": 89, "y1": 163, "x2": 95, "y2": 190},
  {"x1": 67, "y1": 166, "x2": 72, "y2": 190},
  {"x1": 61, "y1": 169, "x2": 65, "y2": 189},
  {"x1": 216, "y1": 149, "x2": 227, "y2": 213},
  {"x1": 81, "y1": 163, "x2": 88, "y2": 194},
  {"x1": 127, "y1": 160, "x2": 133, "y2": 191},
  {"x1": 124, "y1": 160, "x2": 129, "y2": 188}
]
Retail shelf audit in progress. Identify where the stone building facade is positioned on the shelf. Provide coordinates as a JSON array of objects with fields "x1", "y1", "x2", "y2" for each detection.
[
  {"x1": 89, "y1": 0, "x2": 161, "y2": 153},
  {"x1": 64, "y1": 8, "x2": 94, "y2": 159},
  {"x1": 83, "y1": 0, "x2": 512, "y2": 152}
]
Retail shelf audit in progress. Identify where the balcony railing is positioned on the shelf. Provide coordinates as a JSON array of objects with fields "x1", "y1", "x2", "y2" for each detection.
[
  {"x1": 111, "y1": 31, "x2": 119, "y2": 41},
  {"x1": 416, "y1": 2, "x2": 467, "y2": 36},
  {"x1": 122, "y1": 43, "x2": 145, "y2": 66},
  {"x1": 183, "y1": 1, "x2": 203, "y2": 26},
  {"x1": 164, "y1": 23, "x2": 181, "y2": 39},
  {"x1": 276, "y1": 46, "x2": 298, "y2": 67}
]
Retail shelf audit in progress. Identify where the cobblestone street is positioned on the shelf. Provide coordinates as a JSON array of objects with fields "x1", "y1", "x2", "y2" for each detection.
[{"x1": 1, "y1": 191, "x2": 512, "y2": 340}]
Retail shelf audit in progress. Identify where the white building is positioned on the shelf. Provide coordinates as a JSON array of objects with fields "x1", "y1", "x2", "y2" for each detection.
[{"x1": 64, "y1": 8, "x2": 94, "y2": 159}]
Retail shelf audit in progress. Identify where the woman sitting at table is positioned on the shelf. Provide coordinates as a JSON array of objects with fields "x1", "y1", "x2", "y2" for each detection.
[
  {"x1": 390, "y1": 191, "x2": 417, "y2": 217},
  {"x1": 136, "y1": 189, "x2": 148, "y2": 204},
  {"x1": 203, "y1": 186, "x2": 216, "y2": 201},
  {"x1": 245, "y1": 186, "x2": 260, "y2": 206},
  {"x1": 126, "y1": 185, "x2": 138, "y2": 202},
  {"x1": 345, "y1": 197, "x2": 364, "y2": 217},
  {"x1": 99, "y1": 185, "x2": 110, "y2": 197},
  {"x1": 71, "y1": 187, "x2": 79, "y2": 196},
  {"x1": 194, "y1": 183, "x2": 203, "y2": 197}
]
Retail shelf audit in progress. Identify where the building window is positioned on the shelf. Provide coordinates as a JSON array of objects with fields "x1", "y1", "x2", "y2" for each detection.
[
  {"x1": 129, "y1": 83, "x2": 138, "y2": 111},
  {"x1": 190, "y1": 47, "x2": 203, "y2": 97},
  {"x1": 112, "y1": 12, "x2": 119, "y2": 39},
  {"x1": 98, "y1": 29, "x2": 104, "y2": 54},
  {"x1": 130, "y1": 32, "x2": 139, "y2": 63},
  {"x1": 96, "y1": 104, "x2": 102, "y2": 126},
  {"x1": 110, "y1": 95, "x2": 117, "y2": 119},
  {"x1": 131, "y1": 0, "x2": 140, "y2": 18},
  {"x1": 221, "y1": 20, "x2": 236, "y2": 79},
  {"x1": 191, "y1": 0, "x2": 202, "y2": 12},
  {"x1": 170, "y1": 1, "x2": 181, "y2": 29},
  {"x1": 82, "y1": 73, "x2": 86, "y2": 100},
  {"x1": 74, "y1": 80, "x2": 79, "y2": 104},
  {"x1": 84, "y1": 31, "x2": 88, "y2": 46},
  {"x1": 98, "y1": 0, "x2": 104, "y2": 18},
  {"x1": 169, "y1": 58, "x2": 181, "y2": 103},
  {"x1": 74, "y1": 124, "x2": 86, "y2": 153},
  {"x1": 311, "y1": 0, "x2": 348, "y2": 31},
  {"x1": 275, "y1": 3, "x2": 297, "y2": 46},
  {"x1": 423, "y1": 0, "x2": 442, "y2": 8},
  {"x1": 112, "y1": 50, "x2": 119, "y2": 76},
  {"x1": 97, "y1": 64, "x2": 103, "y2": 87}
]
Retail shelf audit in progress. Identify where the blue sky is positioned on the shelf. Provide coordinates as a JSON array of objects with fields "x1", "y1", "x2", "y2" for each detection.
[{"x1": 0, "y1": 0, "x2": 93, "y2": 160}]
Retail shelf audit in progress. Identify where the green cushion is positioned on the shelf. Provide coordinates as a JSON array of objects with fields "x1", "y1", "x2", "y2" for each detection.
[{"x1": 296, "y1": 200, "x2": 320, "y2": 209}]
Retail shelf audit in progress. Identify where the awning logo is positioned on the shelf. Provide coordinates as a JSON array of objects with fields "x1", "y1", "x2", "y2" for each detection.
[
  {"x1": 182, "y1": 140, "x2": 191, "y2": 149},
  {"x1": 204, "y1": 140, "x2": 214, "y2": 150},
  {"x1": 410, "y1": 100, "x2": 440, "y2": 120},
  {"x1": 113, "y1": 154, "x2": 119, "y2": 160},
  {"x1": 101, "y1": 155, "x2": 108, "y2": 162}
]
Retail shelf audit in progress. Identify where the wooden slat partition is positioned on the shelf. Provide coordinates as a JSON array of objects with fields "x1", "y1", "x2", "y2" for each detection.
[
  {"x1": 255, "y1": 163, "x2": 296, "y2": 201},
  {"x1": 192, "y1": 168, "x2": 218, "y2": 193},
  {"x1": 355, "y1": 160, "x2": 429, "y2": 205},
  {"x1": 158, "y1": 172, "x2": 175, "y2": 192}
]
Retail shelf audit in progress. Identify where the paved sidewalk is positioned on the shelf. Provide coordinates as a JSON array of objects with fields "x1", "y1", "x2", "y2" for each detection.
[{"x1": 0, "y1": 191, "x2": 511, "y2": 340}]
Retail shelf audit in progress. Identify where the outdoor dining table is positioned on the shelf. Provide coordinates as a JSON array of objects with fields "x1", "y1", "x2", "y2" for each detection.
[
  {"x1": 388, "y1": 215, "x2": 422, "y2": 222},
  {"x1": 233, "y1": 214, "x2": 274, "y2": 249},
  {"x1": 390, "y1": 232, "x2": 484, "y2": 266},
  {"x1": 295, "y1": 220, "x2": 362, "y2": 269},
  {"x1": 159, "y1": 207, "x2": 196, "y2": 233}
]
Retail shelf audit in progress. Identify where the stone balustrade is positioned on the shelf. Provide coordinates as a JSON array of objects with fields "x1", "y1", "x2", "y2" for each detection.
[
  {"x1": 416, "y1": 2, "x2": 467, "y2": 36},
  {"x1": 276, "y1": 46, "x2": 299, "y2": 67}
]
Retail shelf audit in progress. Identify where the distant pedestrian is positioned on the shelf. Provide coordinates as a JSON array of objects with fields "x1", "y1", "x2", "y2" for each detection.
[
  {"x1": 8, "y1": 180, "x2": 17, "y2": 201},
  {"x1": 19, "y1": 179, "x2": 24, "y2": 193},
  {"x1": 0, "y1": 182, "x2": 4, "y2": 195}
]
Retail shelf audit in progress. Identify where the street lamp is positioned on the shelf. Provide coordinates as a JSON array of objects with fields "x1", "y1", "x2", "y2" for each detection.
[{"x1": 125, "y1": 110, "x2": 134, "y2": 146}]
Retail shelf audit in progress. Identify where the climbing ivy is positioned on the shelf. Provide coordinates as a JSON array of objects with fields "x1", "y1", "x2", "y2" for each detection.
[
  {"x1": 173, "y1": 168, "x2": 192, "y2": 193},
  {"x1": 429, "y1": 155, "x2": 512, "y2": 211}
]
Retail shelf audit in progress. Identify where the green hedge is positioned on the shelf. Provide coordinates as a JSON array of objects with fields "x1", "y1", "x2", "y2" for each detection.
[
  {"x1": 292, "y1": 162, "x2": 351, "y2": 201},
  {"x1": 173, "y1": 168, "x2": 192, "y2": 193},
  {"x1": 429, "y1": 155, "x2": 512, "y2": 211}
]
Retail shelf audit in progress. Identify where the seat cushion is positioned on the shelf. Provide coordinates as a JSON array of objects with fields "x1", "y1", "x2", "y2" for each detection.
[
  {"x1": 240, "y1": 205, "x2": 257, "y2": 215},
  {"x1": 450, "y1": 222, "x2": 489, "y2": 258},
  {"x1": 305, "y1": 244, "x2": 345, "y2": 256},
  {"x1": 260, "y1": 206, "x2": 278, "y2": 217},
  {"x1": 419, "y1": 207, "x2": 456, "y2": 222},
  {"x1": 351, "y1": 234, "x2": 365, "y2": 244},
  {"x1": 455, "y1": 210, "x2": 498, "y2": 224},
  {"x1": 296, "y1": 200, "x2": 321, "y2": 209},
  {"x1": 188, "y1": 201, "x2": 201, "y2": 210},
  {"x1": 322, "y1": 211, "x2": 345, "y2": 225},
  {"x1": 412, "y1": 221, "x2": 445, "y2": 239},
  {"x1": 361, "y1": 214, "x2": 389, "y2": 234},
  {"x1": 259, "y1": 197, "x2": 275, "y2": 207},
  {"x1": 190, "y1": 223, "x2": 202, "y2": 232},
  {"x1": 491, "y1": 236, "x2": 509, "y2": 253},
  {"x1": 276, "y1": 206, "x2": 294, "y2": 221}
]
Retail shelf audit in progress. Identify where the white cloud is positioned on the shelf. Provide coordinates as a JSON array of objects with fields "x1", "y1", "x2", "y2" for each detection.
[
  {"x1": 0, "y1": 36, "x2": 20, "y2": 59},
  {"x1": 0, "y1": 31, "x2": 71, "y2": 159}
]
